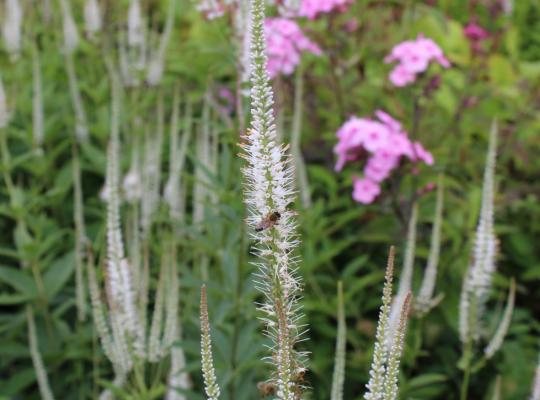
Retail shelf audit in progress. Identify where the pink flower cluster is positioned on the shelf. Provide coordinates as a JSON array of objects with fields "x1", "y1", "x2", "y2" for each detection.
[
  {"x1": 334, "y1": 110, "x2": 434, "y2": 204},
  {"x1": 385, "y1": 35, "x2": 450, "y2": 87},
  {"x1": 298, "y1": 0, "x2": 352, "y2": 20},
  {"x1": 265, "y1": 18, "x2": 322, "y2": 77}
]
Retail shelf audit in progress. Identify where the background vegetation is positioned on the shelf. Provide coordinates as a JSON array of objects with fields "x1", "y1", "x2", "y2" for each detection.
[{"x1": 1, "y1": 0, "x2": 540, "y2": 399}]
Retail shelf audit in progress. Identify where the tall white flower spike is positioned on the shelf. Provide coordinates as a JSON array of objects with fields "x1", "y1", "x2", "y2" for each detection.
[
  {"x1": 240, "y1": 0, "x2": 307, "y2": 397},
  {"x1": 459, "y1": 121, "x2": 499, "y2": 344},
  {"x1": 365, "y1": 247, "x2": 412, "y2": 400},
  {"x1": 200, "y1": 285, "x2": 221, "y2": 400},
  {"x1": 416, "y1": 176, "x2": 445, "y2": 315},
  {"x1": 331, "y1": 281, "x2": 346, "y2": 400}
]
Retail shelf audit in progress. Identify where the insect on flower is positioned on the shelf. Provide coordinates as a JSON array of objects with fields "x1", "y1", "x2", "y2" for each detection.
[
  {"x1": 255, "y1": 211, "x2": 281, "y2": 232},
  {"x1": 256, "y1": 381, "x2": 277, "y2": 397}
]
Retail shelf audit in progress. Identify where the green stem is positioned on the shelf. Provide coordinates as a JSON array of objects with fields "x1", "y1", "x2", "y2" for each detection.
[{"x1": 460, "y1": 336, "x2": 473, "y2": 400}]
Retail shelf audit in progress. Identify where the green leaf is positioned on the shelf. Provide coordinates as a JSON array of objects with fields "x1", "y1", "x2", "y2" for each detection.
[
  {"x1": 488, "y1": 55, "x2": 516, "y2": 86},
  {"x1": 43, "y1": 252, "x2": 75, "y2": 299},
  {"x1": 0, "y1": 265, "x2": 37, "y2": 297}
]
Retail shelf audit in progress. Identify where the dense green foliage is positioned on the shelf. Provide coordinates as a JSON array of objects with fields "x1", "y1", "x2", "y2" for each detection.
[{"x1": 1, "y1": 0, "x2": 540, "y2": 399}]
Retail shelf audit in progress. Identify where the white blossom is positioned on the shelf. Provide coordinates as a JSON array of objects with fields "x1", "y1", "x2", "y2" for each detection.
[{"x1": 2, "y1": 0, "x2": 23, "y2": 61}]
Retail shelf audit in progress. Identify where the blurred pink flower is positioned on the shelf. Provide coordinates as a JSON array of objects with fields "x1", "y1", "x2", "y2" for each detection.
[
  {"x1": 364, "y1": 150, "x2": 399, "y2": 182},
  {"x1": 464, "y1": 22, "x2": 489, "y2": 41},
  {"x1": 265, "y1": 18, "x2": 322, "y2": 77},
  {"x1": 412, "y1": 142, "x2": 434, "y2": 165},
  {"x1": 385, "y1": 34, "x2": 450, "y2": 87},
  {"x1": 335, "y1": 110, "x2": 435, "y2": 204},
  {"x1": 352, "y1": 177, "x2": 381, "y2": 204},
  {"x1": 299, "y1": 0, "x2": 352, "y2": 20}
]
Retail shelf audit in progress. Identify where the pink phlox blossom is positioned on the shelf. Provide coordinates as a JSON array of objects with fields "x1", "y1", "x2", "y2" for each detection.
[
  {"x1": 335, "y1": 110, "x2": 435, "y2": 204},
  {"x1": 298, "y1": 0, "x2": 353, "y2": 20},
  {"x1": 364, "y1": 150, "x2": 399, "y2": 182},
  {"x1": 411, "y1": 141, "x2": 434, "y2": 165},
  {"x1": 385, "y1": 34, "x2": 450, "y2": 87},
  {"x1": 334, "y1": 117, "x2": 370, "y2": 171},
  {"x1": 264, "y1": 18, "x2": 322, "y2": 77},
  {"x1": 352, "y1": 177, "x2": 381, "y2": 204},
  {"x1": 464, "y1": 22, "x2": 489, "y2": 41}
]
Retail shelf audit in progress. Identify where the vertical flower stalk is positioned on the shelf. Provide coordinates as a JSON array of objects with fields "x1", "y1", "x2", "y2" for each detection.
[
  {"x1": 165, "y1": 240, "x2": 190, "y2": 400},
  {"x1": 165, "y1": 90, "x2": 192, "y2": 225},
  {"x1": 32, "y1": 44, "x2": 44, "y2": 149},
  {"x1": 241, "y1": 0, "x2": 306, "y2": 397},
  {"x1": 200, "y1": 285, "x2": 221, "y2": 400},
  {"x1": 491, "y1": 376, "x2": 502, "y2": 400},
  {"x1": 2, "y1": 0, "x2": 23, "y2": 61},
  {"x1": 459, "y1": 121, "x2": 498, "y2": 344},
  {"x1": 59, "y1": 0, "x2": 80, "y2": 54},
  {"x1": 531, "y1": 355, "x2": 540, "y2": 400},
  {"x1": 484, "y1": 279, "x2": 516, "y2": 359},
  {"x1": 72, "y1": 145, "x2": 87, "y2": 321},
  {"x1": 384, "y1": 293, "x2": 412, "y2": 400},
  {"x1": 0, "y1": 76, "x2": 10, "y2": 129},
  {"x1": 415, "y1": 176, "x2": 444, "y2": 314},
  {"x1": 387, "y1": 203, "x2": 417, "y2": 346},
  {"x1": 146, "y1": 0, "x2": 176, "y2": 85},
  {"x1": 365, "y1": 248, "x2": 394, "y2": 400},
  {"x1": 128, "y1": 0, "x2": 147, "y2": 71},
  {"x1": 331, "y1": 281, "x2": 346, "y2": 400},
  {"x1": 27, "y1": 306, "x2": 55, "y2": 400},
  {"x1": 365, "y1": 247, "x2": 411, "y2": 400},
  {"x1": 84, "y1": 0, "x2": 102, "y2": 39},
  {"x1": 291, "y1": 69, "x2": 312, "y2": 208},
  {"x1": 63, "y1": 9, "x2": 88, "y2": 144}
]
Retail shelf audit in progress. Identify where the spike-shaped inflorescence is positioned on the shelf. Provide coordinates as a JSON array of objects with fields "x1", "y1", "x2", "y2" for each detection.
[
  {"x1": 240, "y1": 0, "x2": 307, "y2": 397},
  {"x1": 27, "y1": 306, "x2": 55, "y2": 400},
  {"x1": 331, "y1": 281, "x2": 346, "y2": 400},
  {"x1": 200, "y1": 285, "x2": 221, "y2": 400},
  {"x1": 386, "y1": 204, "x2": 417, "y2": 347},
  {"x1": 365, "y1": 247, "x2": 412, "y2": 400},
  {"x1": 415, "y1": 176, "x2": 445, "y2": 315},
  {"x1": 459, "y1": 121, "x2": 499, "y2": 344}
]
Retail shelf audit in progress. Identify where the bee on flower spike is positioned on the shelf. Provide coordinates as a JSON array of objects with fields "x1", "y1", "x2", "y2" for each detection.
[{"x1": 255, "y1": 211, "x2": 281, "y2": 232}]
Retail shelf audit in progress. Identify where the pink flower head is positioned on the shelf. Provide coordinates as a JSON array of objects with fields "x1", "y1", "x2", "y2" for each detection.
[
  {"x1": 298, "y1": 0, "x2": 353, "y2": 20},
  {"x1": 375, "y1": 109, "x2": 402, "y2": 133},
  {"x1": 364, "y1": 150, "x2": 399, "y2": 182},
  {"x1": 361, "y1": 120, "x2": 390, "y2": 152},
  {"x1": 335, "y1": 110, "x2": 434, "y2": 204},
  {"x1": 464, "y1": 22, "x2": 489, "y2": 41},
  {"x1": 352, "y1": 177, "x2": 381, "y2": 204},
  {"x1": 412, "y1": 142, "x2": 434, "y2": 165},
  {"x1": 264, "y1": 18, "x2": 322, "y2": 78},
  {"x1": 385, "y1": 34, "x2": 450, "y2": 87},
  {"x1": 334, "y1": 117, "x2": 370, "y2": 171}
]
